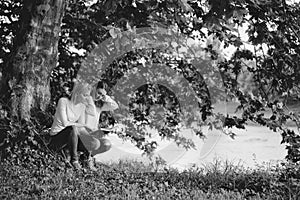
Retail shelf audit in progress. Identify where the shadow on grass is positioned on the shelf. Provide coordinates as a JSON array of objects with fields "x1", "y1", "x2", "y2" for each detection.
[{"x1": 1, "y1": 157, "x2": 299, "y2": 200}]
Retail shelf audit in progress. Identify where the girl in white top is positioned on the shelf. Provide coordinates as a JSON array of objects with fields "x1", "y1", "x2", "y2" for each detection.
[
  {"x1": 48, "y1": 82, "x2": 96, "y2": 170},
  {"x1": 78, "y1": 81, "x2": 118, "y2": 170}
]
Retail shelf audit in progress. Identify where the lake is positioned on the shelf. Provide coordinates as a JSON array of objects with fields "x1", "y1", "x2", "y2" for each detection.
[{"x1": 95, "y1": 125, "x2": 290, "y2": 170}]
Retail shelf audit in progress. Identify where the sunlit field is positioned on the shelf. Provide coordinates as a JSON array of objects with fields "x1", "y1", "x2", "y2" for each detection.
[
  {"x1": 96, "y1": 101, "x2": 289, "y2": 171},
  {"x1": 1, "y1": 101, "x2": 298, "y2": 199}
]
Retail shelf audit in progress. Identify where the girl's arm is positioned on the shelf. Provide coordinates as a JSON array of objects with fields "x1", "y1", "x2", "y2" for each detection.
[
  {"x1": 77, "y1": 99, "x2": 97, "y2": 132},
  {"x1": 57, "y1": 98, "x2": 71, "y2": 127},
  {"x1": 101, "y1": 95, "x2": 119, "y2": 111},
  {"x1": 85, "y1": 96, "x2": 97, "y2": 116}
]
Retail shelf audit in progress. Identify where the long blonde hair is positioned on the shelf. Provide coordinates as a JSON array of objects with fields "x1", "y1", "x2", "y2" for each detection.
[{"x1": 70, "y1": 82, "x2": 91, "y2": 104}]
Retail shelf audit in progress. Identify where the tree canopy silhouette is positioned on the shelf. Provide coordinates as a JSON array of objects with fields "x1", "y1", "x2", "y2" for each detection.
[{"x1": 0, "y1": 0, "x2": 300, "y2": 162}]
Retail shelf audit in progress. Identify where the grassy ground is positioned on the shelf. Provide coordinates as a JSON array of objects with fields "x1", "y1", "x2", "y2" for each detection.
[
  {"x1": 1, "y1": 157, "x2": 299, "y2": 200},
  {"x1": 1, "y1": 101, "x2": 300, "y2": 199}
]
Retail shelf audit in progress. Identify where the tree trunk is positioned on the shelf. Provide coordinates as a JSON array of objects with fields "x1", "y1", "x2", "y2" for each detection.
[{"x1": 1, "y1": 0, "x2": 67, "y2": 120}]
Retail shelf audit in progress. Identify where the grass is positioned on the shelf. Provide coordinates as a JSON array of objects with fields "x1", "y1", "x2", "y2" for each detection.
[{"x1": 1, "y1": 157, "x2": 300, "y2": 200}]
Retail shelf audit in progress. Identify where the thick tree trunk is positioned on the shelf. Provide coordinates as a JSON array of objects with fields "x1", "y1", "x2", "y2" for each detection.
[{"x1": 1, "y1": 0, "x2": 67, "y2": 120}]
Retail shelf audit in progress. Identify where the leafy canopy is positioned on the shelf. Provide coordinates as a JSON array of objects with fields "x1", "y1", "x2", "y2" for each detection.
[{"x1": 0, "y1": 0, "x2": 300, "y2": 161}]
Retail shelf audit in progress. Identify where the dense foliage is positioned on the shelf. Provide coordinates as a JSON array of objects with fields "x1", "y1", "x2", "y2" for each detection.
[
  {"x1": 0, "y1": 0, "x2": 300, "y2": 162},
  {"x1": 0, "y1": 1, "x2": 300, "y2": 199}
]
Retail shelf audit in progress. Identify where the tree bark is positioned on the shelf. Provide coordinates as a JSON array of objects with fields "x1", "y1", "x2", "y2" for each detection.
[{"x1": 1, "y1": 0, "x2": 67, "y2": 120}]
